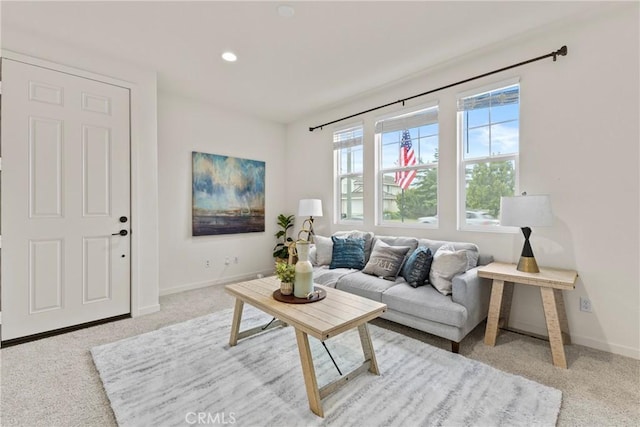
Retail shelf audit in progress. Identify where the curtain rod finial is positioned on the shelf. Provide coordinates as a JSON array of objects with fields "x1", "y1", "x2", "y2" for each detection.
[
  {"x1": 553, "y1": 45, "x2": 568, "y2": 61},
  {"x1": 309, "y1": 127, "x2": 314, "y2": 132}
]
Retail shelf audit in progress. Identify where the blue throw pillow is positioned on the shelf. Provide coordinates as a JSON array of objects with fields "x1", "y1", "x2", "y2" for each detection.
[
  {"x1": 329, "y1": 236, "x2": 365, "y2": 270},
  {"x1": 401, "y1": 246, "x2": 433, "y2": 287}
]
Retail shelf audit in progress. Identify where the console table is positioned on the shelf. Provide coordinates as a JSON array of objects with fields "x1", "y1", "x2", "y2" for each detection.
[{"x1": 478, "y1": 262, "x2": 578, "y2": 368}]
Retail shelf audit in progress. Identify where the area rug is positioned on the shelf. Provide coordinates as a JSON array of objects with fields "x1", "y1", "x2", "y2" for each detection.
[{"x1": 91, "y1": 306, "x2": 561, "y2": 427}]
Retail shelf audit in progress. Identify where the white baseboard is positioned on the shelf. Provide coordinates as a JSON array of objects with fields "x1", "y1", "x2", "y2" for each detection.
[
  {"x1": 134, "y1": 304, "x2": 161, "y2": 317},
  {"x1": 160, "y1": 270, "x2": 274, "y2": 297},
  {"x1": 508, "y1": 320, "x2": 640, "y2": 360}
]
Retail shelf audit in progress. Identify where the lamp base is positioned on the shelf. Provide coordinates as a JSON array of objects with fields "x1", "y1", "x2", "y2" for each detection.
[{"x1": 517, "y1": 256, "x2": 540, "y2": 273}]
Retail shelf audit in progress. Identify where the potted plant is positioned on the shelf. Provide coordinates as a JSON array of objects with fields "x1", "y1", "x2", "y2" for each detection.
[
  {"x1": 275, "y1": 261, "x2": 295, "y2": 295},
  {"x1": 273, "y1": 214, "x2": 295, "y2": 262}
]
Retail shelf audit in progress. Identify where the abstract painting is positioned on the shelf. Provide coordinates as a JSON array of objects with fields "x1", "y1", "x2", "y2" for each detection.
[{"x1": 192, "y1": 152, "x2": 265, "y2": 236}]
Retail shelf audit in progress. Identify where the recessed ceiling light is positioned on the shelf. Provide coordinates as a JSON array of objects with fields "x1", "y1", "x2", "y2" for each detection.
[
  {"x1": 277, "y1": 5, "x2": 295, "y2": 18},
  {"x1": 222, "y1": 51, "x2": 237, "y2": 62}
]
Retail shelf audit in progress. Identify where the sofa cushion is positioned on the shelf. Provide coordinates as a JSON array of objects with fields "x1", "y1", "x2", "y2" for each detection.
[
  {"x1": 362, "y1": 240, "x2": 411, "y2": 280},
  {"x1": 330, "y1": 236, "x2": 365, "y2": 270},
  {"x1": 373, "y1": 236, "x2": 418, "y2": 255},
  {"x1": 312, "y1": 266, "x2": 357, "y2": 288},
  {"x1": 417, "y1": 238, "x2": 479, "y2": 270},
  {"x1": 382, "y1": 283, "x2": 467, "y2": 327},
  {"x1": 313, "y1": 235, "x2": 333, "y2": 266},
  {"x1": 333, "y1": 230, "x2": 375, "y2": 262},
  {"x1": 308, "y1": 245, "x2": 317, "y2": 265},
  {"x1": 429, "y1": 245, "x2": 468, "y2": 296},
  {"x1": 335, "y1": 271, "x2": 399, "y2": 302},
  {"x1": 401, "y1": 246, "x2": 433, "y2": 287}
]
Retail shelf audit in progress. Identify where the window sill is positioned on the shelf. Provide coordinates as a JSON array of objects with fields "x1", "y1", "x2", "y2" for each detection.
[{"x1": 457, "y1": 224, "x2": 520, "y2": 234}]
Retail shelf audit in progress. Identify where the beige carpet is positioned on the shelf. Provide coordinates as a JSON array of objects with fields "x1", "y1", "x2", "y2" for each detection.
[{"x1": 1, "y1": 284, "x2": 639, "y2": 426}]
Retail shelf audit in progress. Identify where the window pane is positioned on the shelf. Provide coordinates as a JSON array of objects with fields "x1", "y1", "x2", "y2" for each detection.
[
  {"x1": 382, "y1": 126, "x2": 439, "y2": 168},
  {"x1": 491, "y1": 103, "x2": 518, "y2": 122},
  {"x1": 419, "y1": 123, "x2": 438, "y2": 137},
  {"x1": 490, "y1": 121, "x2": 519, "y2": 155},
  {"x1": 381, "y1": 140, "x2": 399, "y2": 169},
  {"x1": 467, "y1": 107, "x2": 489, "y2": 127},
  {"x1": 339, "y1": 176, "x2": 363, "y2": 221},
  {"x1": 417, "y1": 135, "x2": 438, "y2": 164},
  {"x1": 381, "y1": 131, "x2": 400, "y2": 144},
  {"x1": 380, "y1": 169, "x2": 438, "y2": 225},
  {"x1": 464, "y1": 160, "x2": 516, "y2": 226},
  {"x1": 338, "y1": 145, "x2": 363, "y2": 174},
  {"x1": 464, "y1": 126, "x2": 490, "y2": 159}
]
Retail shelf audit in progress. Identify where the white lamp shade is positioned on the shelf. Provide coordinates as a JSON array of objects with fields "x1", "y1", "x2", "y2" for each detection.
[
  {"x1": 298, "y1": 199, "x2": 323, "y2": 217},
  {"x1": 500, "y1": 194, "x2": 553, "y2": 227}
]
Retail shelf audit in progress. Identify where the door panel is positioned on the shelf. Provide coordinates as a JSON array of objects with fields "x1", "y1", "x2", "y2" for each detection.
[
  {"x1": 1, "y1": 59, "x2": 131, "y2": 340},
  {"x1": 83, "y1": 236, "x2": 111, "y2": 303},
  {"x1": 29, "y1": 239, "x2": 64, "y2": 313},
  {"x1": 29, "y1": 117, "x2": 64, "y2": 218},
  {"x1": 82, "y1": 125, "x2": 112, "y2": 216}
]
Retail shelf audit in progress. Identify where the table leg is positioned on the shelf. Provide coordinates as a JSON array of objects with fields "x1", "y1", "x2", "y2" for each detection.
[
  {"x1": 484, "y1": 279, "x2": 505, "y2": 346},
  {"x1": 295, "y1": 329, "x2": 323, "y2": 418},
  {"x1": 554, "y1": 288, "x2": 572, "y2": 345},
  {"x1": 229, "y1": 299, "x2": 244, "y2": 347},
  {"x1": 540, "y1": 287, "x2": 568, "y2": 369},
  {"x1": 358, "y1": 323, "x2": 379, "y2": 375},
  {"x1": 499, "y1": 281, "x2": 514, "y2": 329}
]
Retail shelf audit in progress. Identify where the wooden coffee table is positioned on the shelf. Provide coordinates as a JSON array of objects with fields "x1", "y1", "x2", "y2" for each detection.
[{"x1": 225, "y1": 277, "x2": 387, "y2": 418}]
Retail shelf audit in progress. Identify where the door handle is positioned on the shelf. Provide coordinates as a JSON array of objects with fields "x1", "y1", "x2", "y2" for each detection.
[{"x1": 112, "y1": 230, "x2": 128, "y2": 236}]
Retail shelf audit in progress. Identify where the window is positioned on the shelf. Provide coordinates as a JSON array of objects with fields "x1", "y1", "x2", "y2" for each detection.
[
  {"x1": 334, "y1": 125, "x2": 364, "y2": 222},
  {"x1": 376, "y1": 106, "x2": 439, "y2": 226},
  {"x1": 458, "y1": 81, "x2": 519, "y2": 229}
]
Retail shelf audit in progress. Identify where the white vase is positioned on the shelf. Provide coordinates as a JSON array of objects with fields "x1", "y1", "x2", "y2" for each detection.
[{"x1": 294, "y1": 241, "x2": 314, "y2": 298}]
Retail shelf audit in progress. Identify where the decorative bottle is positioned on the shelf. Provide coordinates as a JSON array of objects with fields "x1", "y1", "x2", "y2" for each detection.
[{"x1": 294, "y1": 240, "x2": 314, "y2": 298}]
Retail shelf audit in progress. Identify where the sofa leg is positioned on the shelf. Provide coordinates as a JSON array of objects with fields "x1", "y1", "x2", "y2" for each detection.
[{"x1": 451, "y1": 341, "x2": 460, "y2": 353}]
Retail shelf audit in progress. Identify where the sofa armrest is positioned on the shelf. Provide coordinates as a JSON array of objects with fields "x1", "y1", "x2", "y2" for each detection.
[{"x1": 451, "y1": 267, "x2": 492, "y2": 321}]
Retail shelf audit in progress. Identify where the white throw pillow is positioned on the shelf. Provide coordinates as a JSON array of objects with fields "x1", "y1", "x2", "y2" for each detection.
[
  {"x1": 314, "y1": 235, "x2": 333, "y2": 266},
  {"x1": 429, "y1": 245, "x2": 468, "y2": 296},
  {"x1": 308, "y1": 245, "x2": 318, "y2": 266}
]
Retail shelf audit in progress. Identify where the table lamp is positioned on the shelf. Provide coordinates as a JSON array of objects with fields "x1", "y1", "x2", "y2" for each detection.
[
  {"x1": 500, "y1": 193, "x2": 553, "y2": 273},
  {"x1": 298, "y1": 199, "x2": 323, "y2": 242}
]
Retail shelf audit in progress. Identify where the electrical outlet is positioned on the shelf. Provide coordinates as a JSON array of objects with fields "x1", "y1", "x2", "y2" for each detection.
[
  {"x1": 580, "y1": 297, "x2": 592, "y2": 313},
  {"x1": 234, "y1": 256, "x2": 239, "y2": 264},
  {"x1": 225, "y1": 257, "x2": 230, "y2": 265},
  {"x1": 205, "y1": 259, "x2": 211, "y2": 268}
]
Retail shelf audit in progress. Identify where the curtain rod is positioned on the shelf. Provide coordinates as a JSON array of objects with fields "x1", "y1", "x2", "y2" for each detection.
[{"x1": 309, "y1": 45, "x2": 567, "y2": 132}]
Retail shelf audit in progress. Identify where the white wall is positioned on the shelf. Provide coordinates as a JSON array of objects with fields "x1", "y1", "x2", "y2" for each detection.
[
  {"x1": 286, "y1": 5, "x2": 640, "y2": 358},
  {"x1": 157, "y1": 93, "x2": 287, "y2": 295},
  {"x1": 1, "y1": 28, "x2": 161, "y2": 316}
]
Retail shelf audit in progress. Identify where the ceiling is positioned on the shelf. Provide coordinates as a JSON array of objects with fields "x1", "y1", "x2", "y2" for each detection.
[{"x1": 2, "y1": 1, "x2": 609, "y2": 124}]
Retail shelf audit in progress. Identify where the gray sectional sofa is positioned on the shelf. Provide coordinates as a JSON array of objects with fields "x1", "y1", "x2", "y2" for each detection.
[{"x1": 309, "y1": 231, "x2": 493, "y2": 352}]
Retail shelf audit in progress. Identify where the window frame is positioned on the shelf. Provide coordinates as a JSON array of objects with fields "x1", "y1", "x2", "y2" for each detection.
[
  {"x1": 457, "y1": 79, "x2": 520, "y2": 233},
  {"x1": 374, "y1": 102, "x2": 440, "y2": 228},
  {"x1": 333, "y1": 122, "x2": 364, "y2": 225}
]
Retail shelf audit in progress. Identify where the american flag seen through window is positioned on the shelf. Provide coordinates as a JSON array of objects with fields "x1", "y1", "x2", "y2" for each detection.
[{"x1": 395, "y1": 130, "x2": 417, "y2": 189}]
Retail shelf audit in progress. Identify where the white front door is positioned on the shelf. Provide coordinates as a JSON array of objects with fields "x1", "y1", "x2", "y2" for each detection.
[{"x1": 1, "y1": 59, "x2": 131, "y2": 341}]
